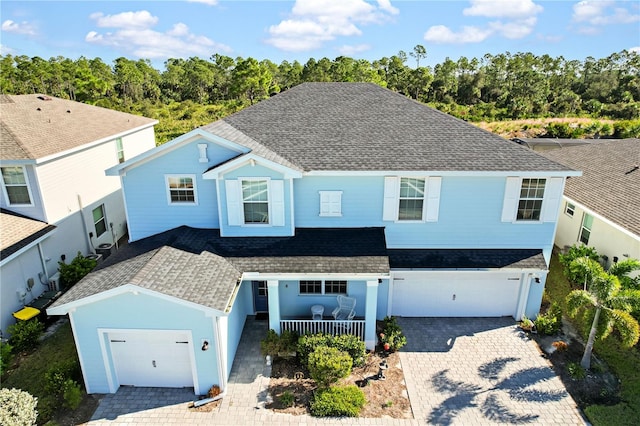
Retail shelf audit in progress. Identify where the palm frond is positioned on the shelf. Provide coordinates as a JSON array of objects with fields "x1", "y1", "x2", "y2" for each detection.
[
  {"x1": 565, "y1": 290, "x2": 596, "y2": 316},
  {"x1": 609, "y1": 309, "x2": 640, "y2": 347}
]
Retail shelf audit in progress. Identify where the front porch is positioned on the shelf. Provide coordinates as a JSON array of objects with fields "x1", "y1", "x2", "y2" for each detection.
[{"x1": 280, "y1": 318, "x2": 366, "y2": 340}]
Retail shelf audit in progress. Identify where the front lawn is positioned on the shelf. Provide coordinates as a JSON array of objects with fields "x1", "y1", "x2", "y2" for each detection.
[
  {"x1": 545, "y1": 250, "x2": 640, "y2": 425},
  {"x1": 1, "y1": 320, "x2": 98, "y2": 425}
]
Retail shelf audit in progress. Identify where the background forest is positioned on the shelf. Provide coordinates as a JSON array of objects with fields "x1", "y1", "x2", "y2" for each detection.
[{"x1": 1, "y1": 48, "x2": 638, "y2": 144}]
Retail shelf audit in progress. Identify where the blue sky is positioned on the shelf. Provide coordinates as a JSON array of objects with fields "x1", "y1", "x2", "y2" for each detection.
[{"x1": 1, "y1": 0, "x2": 639, "y2": 70}]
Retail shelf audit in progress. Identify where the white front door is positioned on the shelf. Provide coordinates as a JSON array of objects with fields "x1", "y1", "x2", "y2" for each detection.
[
  {"x1": 109, "y1": 330, "x2": 194, "y2": 388},
  {"x1": 391, "y1": 271, "x2": 522, "y2": 318}
]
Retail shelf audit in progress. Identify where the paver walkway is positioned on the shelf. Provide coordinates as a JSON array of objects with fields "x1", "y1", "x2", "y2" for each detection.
[{"x1": 88, "y1": 316, "x2": 585, "y2": 425}]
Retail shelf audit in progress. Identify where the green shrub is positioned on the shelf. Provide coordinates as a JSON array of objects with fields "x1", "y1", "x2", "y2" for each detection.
[
  {"x1": 297, "y1": 334, "x2": 366, "y2": 368},
  {"x1": 62, "y1": 379, "x2": 82, "y2": 409},
  {"x1": 44, "y1": 360, "x2": 81, "y2": 400},
  {"x1": 1, "y1": 340, "x2": 13, "y2": 375},
  {"x1": 534, "y1": 302, "x2": 563, "y2": 335},
  {"x1": 559, "y1": 245, "x2": 600, "y2": 286},
  {"x1": 379, "y1": 316, "x2": 407, "y2": 352},
  {"x1": 7, "y1": 319, "x2": 44, "y2": 352},
  {"x1": 310, "y1": 385, "x2": 365, "y2": 417},
  {"x1": 279, "y1": 390, "x2": 294, "y2": 408},
  {"x1": 260, "y1": 329, "x2": 298, "y2": 357},
  {"x1": 58, "y1": 251, "x2": 97, "y2": 289},
  {"x1": 0, "y1": 388, "x2": 38, "y2": 426},
  {"x1": 308, "y1": 346, "x2": 352, "y2": 388},
  {"x1": 567, "y1": 362, "x2": 586, "y2": 380}
]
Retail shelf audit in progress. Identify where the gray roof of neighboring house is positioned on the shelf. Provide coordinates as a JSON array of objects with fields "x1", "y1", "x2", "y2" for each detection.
[
  {"x1": 388, "y1": 248, "x2": 547, "y2": 269},
  {"x1": 49, "y1": 226, "x2": 390, "y2": 311},
  {"x1": 0, "y1": 94, "x2": 156, "y2": 160},
  {"x1": 0, "y1": 209, "x2": 56, "y2": 259},
  {"x1": 541, "y1": 138, "x2": 640, "y2": 237},
  {"x1": 218, "y1": 83, "x2": 572, "y2": 172}
]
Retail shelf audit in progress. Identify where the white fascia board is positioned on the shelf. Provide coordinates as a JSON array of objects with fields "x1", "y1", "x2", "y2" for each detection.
[
  {"x1": 105, "y1": 128, "x2": 250, "y2": 176},
  {"x1": 35, "y1": 122, "x2": 158, "y2": 166},
  {"x1": 564, "y1": 195, "x2": 640, "y2": 241},
  {"x1": 202, "y1": 152, "x2": 303, "y2": 180},
  {"x1": 47, "y1": 283, "x2": 224, "y2": 316},
  {"x1": 305, "y1": 170, "x2": 582, "y2": 178},
  {"x1": 0, "y1": 160, "x2": 37, "y2": 166},
  {"x1": 0, "y1": 228, "x2": 56, "y2": 267},
  {"x1": 240, "y1": 272, "x2": 389, "y2": 281},
  {"x1": 391, "y1": 267, "x2": 547, "y2": 274}
]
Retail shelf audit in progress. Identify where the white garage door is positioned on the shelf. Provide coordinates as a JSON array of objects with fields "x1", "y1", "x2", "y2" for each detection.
[
  {"x1": 109, "y1": 330, "x2": 194, "y2": 388},
  {"x1": 391, "y1": 271, "x2": 522, "y2": 317}
]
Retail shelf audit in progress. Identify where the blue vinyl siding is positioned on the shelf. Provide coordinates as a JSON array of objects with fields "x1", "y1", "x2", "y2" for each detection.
[
  {"x1": 70, "y1": 292, "x2": 219, "y2": 394},
  {"x1": 225, "y1": 281, "x2": 253, "y2": 376},
  {"x1": 277, "y1": 280, "x2": 367, "y2": 318},
  {"x1": 123, "y1": 139, "x2": 238, "y2": 240}
]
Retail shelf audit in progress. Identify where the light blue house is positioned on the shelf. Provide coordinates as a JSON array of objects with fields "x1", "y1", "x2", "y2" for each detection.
[{"x1": 48, "y1": 83, "x2": 579, "y2": 395}]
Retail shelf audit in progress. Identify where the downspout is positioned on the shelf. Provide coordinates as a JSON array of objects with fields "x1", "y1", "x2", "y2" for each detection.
[
  {"x1": 193, "y1": 315, "x2": 227, "y2": 408},
  {"x1": 77, "y1": 194, "x2": 93, "y2": 253},
  {"x1": 36, "y1": 242, "x2": 49, "y2": 281}
]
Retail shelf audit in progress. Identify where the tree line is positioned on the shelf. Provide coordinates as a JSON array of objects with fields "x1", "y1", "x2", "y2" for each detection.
[{"x1": 1, "y1": 48, "x2": 638, "y2": 123}]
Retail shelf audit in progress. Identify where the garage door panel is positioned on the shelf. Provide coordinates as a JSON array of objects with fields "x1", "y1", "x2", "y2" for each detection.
[
  {"x1": 391, "y1": 272, "x2": 521, "y2": 317},
  {"x1": 109, "y1": 331, "x2": 194, "y2": 388}
]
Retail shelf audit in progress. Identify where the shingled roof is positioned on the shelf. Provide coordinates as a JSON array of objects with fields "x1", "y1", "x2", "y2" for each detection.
[
  {"x1": 0, "y1": 94, "x2": 156, "y2": 160},
  {"x1": 541, "y1": 138, "x2": 640, "y2": 236},
  {"x1": 0, "y1": 209, "x2": 56, "y2": 260},
  {"x1": 220, "y1": 83, "x2": 571, "y2": 172}
]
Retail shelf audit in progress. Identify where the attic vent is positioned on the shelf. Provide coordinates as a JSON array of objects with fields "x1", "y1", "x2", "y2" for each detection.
[
  {"x1": 36, "y1": 107, "x2": 42, "y2": 111},
  {"x1": 66, "y1": 110, "x2": 71, "y2": 113},
  {"x1": 37, "y1": 95, "x2": 52, "y2": 101}
]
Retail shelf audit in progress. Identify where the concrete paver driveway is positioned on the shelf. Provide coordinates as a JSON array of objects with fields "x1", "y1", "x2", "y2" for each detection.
[
  {"x1": 398, "y1": 317, "x2": 585, "y2": 425},
  {"x1": 88, "y1": 316, "x2": 584, "y2": 425}
]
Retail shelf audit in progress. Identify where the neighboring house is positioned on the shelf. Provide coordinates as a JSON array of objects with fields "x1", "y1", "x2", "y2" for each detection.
[
  {"x1": 541, "y1": 138, "x2": 640, "y2": 268},
  {"x1": 48, "y1": 83, "x2": 578, "y2": 395},
  {"x1": 0, "y1": 94, "x2": 157, "y2": 334},
  {"x1": 512, "y1": 138, "x2": 613, "y2": 152}
]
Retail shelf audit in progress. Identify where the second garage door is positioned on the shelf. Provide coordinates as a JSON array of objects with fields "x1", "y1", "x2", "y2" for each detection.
[
  {"x1": 391, "y1": 271, "x2": 522, "y2": 317},
  {"x1": 109, "y1": 330, "x2": 194, "y2": 388}
]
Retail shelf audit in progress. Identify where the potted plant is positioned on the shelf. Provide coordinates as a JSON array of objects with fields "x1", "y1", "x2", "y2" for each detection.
[{"x1": 520, "y1": 315, "x2": 535, "y2": 333}]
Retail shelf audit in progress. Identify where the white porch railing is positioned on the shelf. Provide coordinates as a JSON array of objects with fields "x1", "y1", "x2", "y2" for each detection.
[{"x1": 280, "y1": 319, "x2": 365, "y2": 340}]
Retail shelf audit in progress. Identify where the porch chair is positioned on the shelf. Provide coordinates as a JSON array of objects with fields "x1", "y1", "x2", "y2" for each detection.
[{"x1": 332, "y1": 295, "x2": 356, "y2": 321}]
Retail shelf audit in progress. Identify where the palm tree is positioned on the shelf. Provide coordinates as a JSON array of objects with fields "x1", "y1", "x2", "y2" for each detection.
[{"x1": 565, "y1": 258, "x2": 640, "y2": 369}]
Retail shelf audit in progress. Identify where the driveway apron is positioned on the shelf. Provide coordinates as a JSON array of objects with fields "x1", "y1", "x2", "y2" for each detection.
[{"x1": 88, "y1": 316, "x2": 585, "y2": 425}]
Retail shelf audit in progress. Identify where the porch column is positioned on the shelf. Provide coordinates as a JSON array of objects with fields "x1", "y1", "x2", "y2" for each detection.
[
  {"x1": 267, "y1": 280, "x2": 280, "y2": 334},
  {"x1": 365, "y1": 280, "x2": 379, "y2": 350}
]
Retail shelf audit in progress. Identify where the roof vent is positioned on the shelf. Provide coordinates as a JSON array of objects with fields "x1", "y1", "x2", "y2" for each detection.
[
  {"x1": 37, "y1": 95, "x2": 52, "y2": 101},
  {"x1": 36, "y1": 107, "x2": 41, "y2": 111},
  {"x1": 66, "y1": 110, "x2": 71, "y2": 113}
]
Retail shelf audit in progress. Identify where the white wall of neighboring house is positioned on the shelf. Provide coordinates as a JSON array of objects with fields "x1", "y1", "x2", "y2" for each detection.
[{"x1": 556, "y1": 198, "x2": 640, "y2": 269}]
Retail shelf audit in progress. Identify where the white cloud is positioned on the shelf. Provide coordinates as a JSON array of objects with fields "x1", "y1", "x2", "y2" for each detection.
[
  {"x1": 87, "y1": 11, "x2": 230, "y2": 59},
  {"x1": 489, "y1": 17, "x2": 537, "y2": 39},
  {"x1": 337, "y1": 44, "x2": 372, "y2": 56},
  {"x1": 572, "y1": 1, "x2": 639, "y2": 24},
  {"x1": 424, "y1": 25, "x2": 493, "y2": 44},
  {"x1": 266, "y1": 0, "x2": 398, "y2": 52},
  {"x1": 629, "y1": 47, "x2": 640, "y2": 54},
  {"x1": 0, "y1": 44, "x2": 16, "y2": 55},
  {"x1": 463, "y1": 0, "x2": 543, "y2": 19},
  {"x1": 1, "y1": 19, "x2": 37, "y2": 36},
  {"x1": 186, "y1": 0, "x2": 218, "y2": 5}
]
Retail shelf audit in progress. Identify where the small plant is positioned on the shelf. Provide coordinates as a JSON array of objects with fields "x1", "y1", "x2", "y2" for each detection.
[
  {"x1": 7, "y1": 319, "x2": 44, "y2": 352},
  {"x1": 384, "y1": 400, "x2": 393, "y2": 408},
  {"x1": 279, "y1": 390, "x2": 295, "y2": 408},
  {"x1": 1, "y1": 340, "x2": 13, "y2": 375},
  {"x1": 534, "y1": 302, "x2": 563, "y2": 335},
  {"x1": 310, "y1": 385, "x2": 365, "y2": 417},
  {"x1": 58, "y1": 251, "x2": 98, "y2": 289},
  {"x1": 567, "y1": 362, "x2": 586, "y2": 380},
  {"x1": 62, "y1": 379, "x2": 82, "y2": 409},
  {"x1": 308, "y1": 346, "x2": 352, "y2": 388},
  {"x1": 260, "y1": 329, "x2": 298, "y2": 357},
  {"x1": 0, "y1": 388, "x2": 38, "y2": 426},
  {"x1": 379, "y1": 316, "x2": 407, "y2": 352},
  {"x1": 44, "y1": 360, "x2": 81, "y2": 403},
  {"x1": 552, "y1": 341, "x2": 568, "y2": 352},
  {"x1": 520, "y1": 315, "x2": 534, "y2": 331}
]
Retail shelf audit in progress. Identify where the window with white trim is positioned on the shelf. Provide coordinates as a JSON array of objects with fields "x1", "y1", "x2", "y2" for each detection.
[
  {"x1": 299, "y1": 280, "x2": 347, "y2": 295},
  {"x1": 516, "y1": 178, "x2": 546, "y2": 221},
  {"x1": 115, "y1": 138, "x2": 125, "y2": 164},
  {"x1": 166, "y1": 175, "x2": 197, "y2": 204},
  {"x1": 242, "y1": 179, "x2": 269, "y2": 223},
  {"x1": 579, "y1": 213, "x2": 593, "y2": 244},
  {"x1": 1, "y1": 166, "x2": 33, "y2": 206},
  {"x1": 319, "y1": 191, "x2": 342, "y2": 217},
  {"x1": 399, "y1": 177, "x2": 425, "y2": 220},
  {"x1": 93, "y1": 204, "x2": 107, "y2": 237},
  {"x1": 565, "y1": 202, "x2": 575, "y2": 217}
]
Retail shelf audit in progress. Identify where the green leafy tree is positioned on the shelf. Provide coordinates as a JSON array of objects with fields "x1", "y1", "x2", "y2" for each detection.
[{"x1": 565, "y1": 258, "x2": 640, "y2": 369}]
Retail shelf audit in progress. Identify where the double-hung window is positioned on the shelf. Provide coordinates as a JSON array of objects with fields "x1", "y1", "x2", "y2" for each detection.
[
  {"x1": 242, "y1": 179, "x2": 269, "y2": 223},
  {"x1": 299, "y1": 280, "x2": 348, "y2": 295},
  {"x1": 225, "y1": 178, "x2": 285, "y2": 227},
  {"x1": 115, "y1": 138, "x2": 125, "y2": 164},
  {"x1": 93, "y1": 204, "x2": 107, "y2": 237},
  {"x1": 517, "y1": 178, "x2": 546, "y2": 221},
  {"x1": 166, "y1": 175, "x2": 197, "y2": 204},
  {"x1": 579, "y1": 213, "x2": 593, "y2": 244},
  {"x1": 1, "y1": 166, "x2": 33, "y2": 206},
  {"x1": 565, "y1": 202, "x2": 575, "y2": 217},
  {"x1": 398, "y1": 178, "x2": 425, "y2": 220}
]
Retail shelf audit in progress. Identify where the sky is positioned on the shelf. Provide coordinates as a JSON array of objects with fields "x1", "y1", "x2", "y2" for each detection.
[{"x1": 1, "y1": 0, "x2": 639, "y2": 70}]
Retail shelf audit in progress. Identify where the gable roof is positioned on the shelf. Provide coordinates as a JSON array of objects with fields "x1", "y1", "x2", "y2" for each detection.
[
  {"x1": 218, "y1": 83, "x2": 572, "y2": 173},
  {"x1": 541, "y1": 138, "x2": 640, "y2": 236},
  {"x1": 0, "y1": 94, "x2": 156, "y2": 161},
  {"x1": 49, "y1": 226, "x2": 389, "y2": 312},
  {"x1": 0, "y1": 209, "x2": 56, "y2": 261}
]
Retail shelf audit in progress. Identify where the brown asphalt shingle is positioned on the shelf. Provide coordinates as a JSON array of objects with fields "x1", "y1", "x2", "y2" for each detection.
[{"x1": 0, "y1": 209, "x2": 56, "y2": 259}]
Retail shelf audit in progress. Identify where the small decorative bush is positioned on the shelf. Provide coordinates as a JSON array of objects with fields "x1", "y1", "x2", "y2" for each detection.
[
  {"x1": 567, "y1": 362, "x2": 586, "y2": 380},
  {"x1": 379, "y1": 316, "x2": 407, "y2": 352},
  {"x1": 298, "y1": 333, "x2": 366, "y2": 367},
  {"x1": 44, "y1": 360, "x2": 81, "y2": 400},
  {"x1": 534, "y1": 302, "x2": 563, "y2": 335},
  {"x1": 279, "y1": 390, "x2": 294, "y2": 407},
  {"x1": 58, "y1": 251, "x2": 97, "y2": 289},
  {"x1": 7, "y1": 319, "x2": 44, "y2": 352},
  {"x1": 520, "y1": 315, "x2": 534, "y2": 331},
  {"x1": 1, "y1": 340, "x2": 13, "y2": 375},
  {"x1": 0, "y1": 388, "x2": 38, "y2": 426},
  {"x1": 552, "y1": 341, "x2": 569, "y2": 352},
  {"x1": 559, "y1": 245, "x2": 600, "y2": 286},
  {"x1": 62, "y1": 379, "x2": 82, "y2": 409},
  {"x1": 310, "y1": 385, "x2": 365, "y2": 417},
  {"x1": 260, "y1": 329, "x2": 298, "y2": 357},
  {"x1": 207, "y1": 385, "x2": 221, "y2": 398},
  {"x1": 308, "y1": 346, "x2": 352, "y2": 388}
]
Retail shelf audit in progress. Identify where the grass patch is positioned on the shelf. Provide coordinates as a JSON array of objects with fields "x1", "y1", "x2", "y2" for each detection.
[{"x1": 545, "y1": 249, "x2": 640, "y2": 425}]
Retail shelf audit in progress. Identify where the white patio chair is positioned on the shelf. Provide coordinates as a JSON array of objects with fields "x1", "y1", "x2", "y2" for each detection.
[{"x1": 332, "y1": 295, "x2": 356, "y2": 321}]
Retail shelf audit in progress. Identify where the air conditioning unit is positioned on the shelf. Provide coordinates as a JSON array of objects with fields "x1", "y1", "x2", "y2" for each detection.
[
  {"x1": 85, "y1": 253, "x2": 103, "y2": 265},
  {"x1": 95, "y1": 243, "x2": 115, "y2": 259},
  {"x1": 48, "y1": 272, "x2": 60, "y2": 291}
]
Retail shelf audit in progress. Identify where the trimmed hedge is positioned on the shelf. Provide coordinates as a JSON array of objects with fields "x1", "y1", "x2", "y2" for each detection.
[
  {"x1": 298, "y1": 333, "x2": 365, "y2": 368},
  {"x1": 308, "y1": 346, "x2": 352, "y2": 388},
  {"x1": 310, "y1": 385, "x2": 366, "y2": 417}
]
